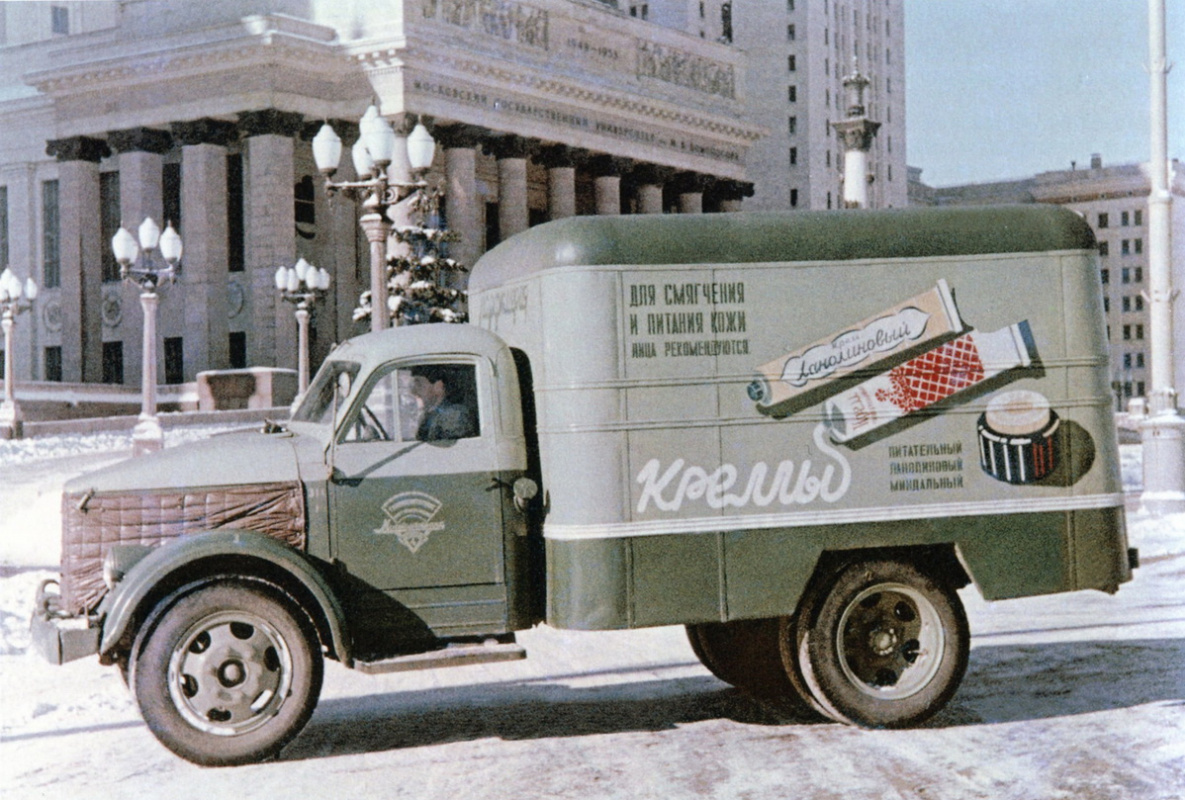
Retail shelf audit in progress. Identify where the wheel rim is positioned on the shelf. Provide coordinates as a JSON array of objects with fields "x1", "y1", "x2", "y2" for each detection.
[
  {"x1": 166, "y1": 610, "x2": 294, "y2": 737},
  {"x1": 835, "y1": 582, "x2": 944, "y2": 700}
]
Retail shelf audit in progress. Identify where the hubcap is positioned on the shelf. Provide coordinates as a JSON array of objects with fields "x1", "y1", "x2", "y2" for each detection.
[
  {"x1": 836, "y1": 582, "x2": 944, "y2": 700},
  {"x1": 167, "y1": 610, "x2": 293, "y2": 736}
]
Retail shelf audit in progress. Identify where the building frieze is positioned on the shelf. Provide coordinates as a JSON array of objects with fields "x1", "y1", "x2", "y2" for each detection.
[{"x1": 409, "y1": 52, "x2": 761, "y2": 143}]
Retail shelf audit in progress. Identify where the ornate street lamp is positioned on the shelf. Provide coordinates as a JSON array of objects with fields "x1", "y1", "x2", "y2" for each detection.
[
  {"x1": 0, "y1": 267, "x2": 38, "y2": 439},
  {"x1": 311, "y1": 106, "x2": 436, "y2": 331},
  {"x1": 112, "y1": 217, "x2": 182, "y2": 456},
  {"x1": 274, "y1": 257, "x2": 331, "y2": 394}
]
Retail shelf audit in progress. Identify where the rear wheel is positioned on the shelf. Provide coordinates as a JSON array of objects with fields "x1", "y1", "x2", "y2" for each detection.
[
  {"x1": 131, "y1": 582, "x2": 323, "y2": 766},
  {"x1": 785, "y1": 559, "x2": 969, "y2": 727},
  {"x1": 687, "y1": 618, "x2": 817, "y2": 713}
]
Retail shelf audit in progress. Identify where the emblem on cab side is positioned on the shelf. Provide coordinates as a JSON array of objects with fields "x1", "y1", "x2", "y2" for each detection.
[{"x1": 374, "y1": 491, "x2": 446, "y2": 553}]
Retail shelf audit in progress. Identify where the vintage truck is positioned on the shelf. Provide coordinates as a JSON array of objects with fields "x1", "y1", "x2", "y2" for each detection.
[{"x1": 32, "y1": 205, "x2": 1136, "y2": 765}]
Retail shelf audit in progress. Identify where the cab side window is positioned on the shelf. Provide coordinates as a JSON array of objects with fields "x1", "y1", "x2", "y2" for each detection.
[{"x1": 344, "y1": 362, "x2": 480, "y2": 443}]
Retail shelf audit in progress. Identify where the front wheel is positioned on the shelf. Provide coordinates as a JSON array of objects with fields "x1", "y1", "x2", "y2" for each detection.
[
  {"x1": 786, "y1": 559, "x2": 969, "y2": 728},
  {"x1": 131, "y1": 582, "x2": 323, "y2": 766}
]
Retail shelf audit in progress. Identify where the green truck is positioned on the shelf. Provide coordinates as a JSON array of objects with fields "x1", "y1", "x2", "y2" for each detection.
[{"x1": 33, "y1": 206, "x2": 1135, "y2": 765}]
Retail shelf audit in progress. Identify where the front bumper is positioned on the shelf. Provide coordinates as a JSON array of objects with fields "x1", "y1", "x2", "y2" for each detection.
[{"x1": 31, "y1": 579, "x2": 100, "y2": 665}]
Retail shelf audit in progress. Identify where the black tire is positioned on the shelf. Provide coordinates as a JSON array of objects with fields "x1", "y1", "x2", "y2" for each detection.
[
  {"x1": 789, "y1": 558, "x2": 969, "y2": 728},
  {"x1": 687, "y1": 618, "x2": 817, "y2": 714},
  {"x1": 131, "y1": 582, "x2": 323, "y2": 766}
]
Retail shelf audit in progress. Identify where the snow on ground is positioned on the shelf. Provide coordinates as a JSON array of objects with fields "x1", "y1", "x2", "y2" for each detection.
[{"x1": 0, "y1": 428, "x2": 1182, "y2": 799}]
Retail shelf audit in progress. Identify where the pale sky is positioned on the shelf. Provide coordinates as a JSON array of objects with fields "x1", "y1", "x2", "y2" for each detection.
[{"x1": 904, "y1": 0, "x2": 1184, "y2": 187}]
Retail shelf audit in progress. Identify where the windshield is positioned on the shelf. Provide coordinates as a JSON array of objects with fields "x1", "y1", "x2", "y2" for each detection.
[{"x1": 291, "y1": 361, "x2": 360, "y2": 425}]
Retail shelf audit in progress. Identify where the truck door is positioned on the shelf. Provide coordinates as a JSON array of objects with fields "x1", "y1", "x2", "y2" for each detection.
[{"x1": 329, "y1": 358, "x2": 505, "y2": 591}]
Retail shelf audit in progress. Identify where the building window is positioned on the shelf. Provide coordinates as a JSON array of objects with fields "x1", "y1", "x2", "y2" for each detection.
[
  {"x1": 826, "y1": 150, "x2": 831, "y2": 167},
  {"x1": 828, "y1": 192, "x2": 832, "y2": 209},
  {"x1": 1122, "y1": 267, "x2": 1131, "y2": 283},
  {"x1": 1135, "y1": 295, "x2": 1144, "y2": 311},
  {"x1": 45, "y1": 346, "x2": 62, "y2": 382},
  {"x1": 100, "y1": 172, "x2": 121, "y2": 283},
  {"x1": 1134, "y1": 238, "x2": 1143, "y2": 254},
  {"x1": 164, "y1": 337, "x2": 184, "y2": 384},
  {"x1": 788, "y1": 85, "x2": 797, "y2": 102},
  {"x1": 42, "y1": 180, "x2": 60, "y2": 288},
  {"x1": 790, "y1": 188, "x2": 799, "y2": 207},
  {"x1": 1121, "y1": 211, "x2": 1129, "y2": 226},
  {"x1": 1138, "y1": 381, "x2": 1146, "y2": 396},
  {"x1": 1134, "y1": 209, "x2": 1143, "y2": 226},
  {"x1": 788, "y1": 54, "x2": 797, "y2": 71},
  {"x1": 789, "y1": 147, "x2": 798, "y2": 166},
  {"x1": 787, "y1": 24, "x2": 796, "y2": 40},
  {"x1": 788, "y1": 116, "x2": 797, "y2": 135},
  {"x1": 294, "y1": 175, "x2": 316, "y2": 233},
  {"x1": 1098, "y1": 241, "x2": 1109, "y2": 256},
  {"x1": 1121, "y1": 239, "x2": 1130, "y2": 255},
  {"x1": 1134, "y1": 266, "x2": 1143, "y2": 282},
  {"x1": 227, "y1": 153, "x2": 244, "y2": 272},
  {"x1": 1123, "y1": 324, "x2": 1131, "y2": 340},
  {"x1": 1136, "y1": 324, "x2": 1144, "y2": 340},
  {"x1": 1137, "y1": 353, "x2": 1145, "y2": 368},
  {"x1": 1098, "y1": 212, "x2": 1109, "y2": 228},
  {"x1": 1122, "y1": 296, "x2": 1131, "y2": 312},
  {"x1": 163, "y1": 162, "x2": 182, "y2": 232},
  {"x1": 1103, "y1": 296, "x2": 1110, "y2": 313},
  {"x1": 788, "y1": 0, "x2": 795, "y2": 10},
  {"x1": 102, "y1": 341, "x2": 124, "y2": 384},
  {"x1": 721, "y1": 2, "x2": 732, "y2": 43},
  {"x1": 629, "y1": 3, "x2": 649, "y2": 19},
  {"x1": 0, "y1": 186, "x2": 7, "y2": 269},
  {"x1": 1123, "y1": 352, "x2": 1132, "y2": 369},
  {"x1": 51, "y1": 5, "x2": 69, "y2": 35},
  {"x1": 485, "y1": 201, "x2": 501, "y2": 250},
  {"x1": 229, "y1": 331, "x2": 247, "y2": 369},
  {"x1": 1100, "y1": 268, "x2": 1109, "y2": 284}
]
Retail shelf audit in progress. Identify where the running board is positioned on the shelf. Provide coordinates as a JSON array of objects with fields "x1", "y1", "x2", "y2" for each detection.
[{"x1": 355, "y1": 641, "x2": 527, "y2": 675}]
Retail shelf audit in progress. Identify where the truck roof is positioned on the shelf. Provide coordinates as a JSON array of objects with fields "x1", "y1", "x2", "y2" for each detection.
[{"x1": 469, "y1": 205, "x2": 1096, "y2": 291}]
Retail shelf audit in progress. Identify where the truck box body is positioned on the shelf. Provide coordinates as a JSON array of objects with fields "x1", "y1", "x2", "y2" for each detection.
[{"x1": 468, "y1": 206, "x2": 1130, "y2": 630}]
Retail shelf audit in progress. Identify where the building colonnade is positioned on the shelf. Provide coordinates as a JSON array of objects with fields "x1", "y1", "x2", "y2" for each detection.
[{"x1": 18, "y1": 109, "x2": 753, "y2": 388}]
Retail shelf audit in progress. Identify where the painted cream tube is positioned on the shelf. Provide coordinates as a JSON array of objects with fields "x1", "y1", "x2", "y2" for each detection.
[
  {"x1": 823, "y1": 320, "x2": 1037, "y2": 444},
  {"x1": 748, "y1": 279, "x2": 962, "y2": 415}
]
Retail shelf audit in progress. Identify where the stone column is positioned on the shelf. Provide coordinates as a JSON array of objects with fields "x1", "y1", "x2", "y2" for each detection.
[
  {"x1": 173, "y1": 119, "x2": 236, "y2": 379},
  {"x1": 108, "y1": 127, "x2": 171, "y2": 388},
  {"x1": 437, "y1": 125, "x2": 484, "y2": 280},
  {"x1": 631, "y1": 165, "x2": 673, "y2": 215},
  {"x1": 486, "y1": 135, "x2": 534, "y2": 241},
  {"x1": 239, "y1": 110, "x2": 302, "y2": 369},
  {"x1": 714, "y1": 179, "x2": 755, "y2": 213},
  {"x1": 46, "y1": 136, "x2": 109, "y2": 383},
  {"x1": 588, "y1": 155, "x2": 629, "y2": 216},
  {"x1": 672, "y1": 172, "x2": 712, "y2": 215},
  {"x1": 538, "y1": 145, "x2": 579, "y2": 221}
]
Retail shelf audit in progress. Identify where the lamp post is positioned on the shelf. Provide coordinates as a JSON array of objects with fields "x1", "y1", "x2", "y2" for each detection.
[
  {"x1": 311, "y1": 106, "x2": 436, "y2": 331},
  {"x1": 1139, "y1": 0, "x2": 1185, "y2": 515},
  {"x1": 274, "y1": 257, "x2": 330, "y2": 394},
  {"x1": 0, "y1": 268, "x2": 38, "y2": 439},
  {"x1": 112, "y1": 217, "x2": 182, "y2": 456}
]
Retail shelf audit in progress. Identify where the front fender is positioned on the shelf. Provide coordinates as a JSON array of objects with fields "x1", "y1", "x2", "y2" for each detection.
[{"x1": 99, "y1": 529, "x2": 352, "y2": 665}]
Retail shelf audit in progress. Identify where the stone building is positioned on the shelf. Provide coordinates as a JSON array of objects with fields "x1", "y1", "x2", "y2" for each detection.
[
  {"x1": 0, "y1": 0, "x2": 767, "y2": 389},
  {"x1": 640, "y1": 0, "x2": 907, "y2": 211},
  {"x1": 911, "y1": 155, "x2": 1185, "y2": 408}
]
